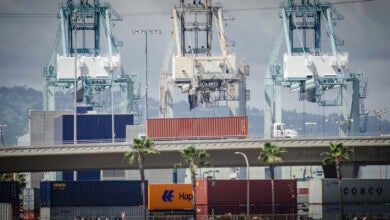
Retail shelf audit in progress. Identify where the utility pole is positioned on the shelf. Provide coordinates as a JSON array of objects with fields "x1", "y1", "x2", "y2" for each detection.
[
  {"x1": 72, "y1": 10, "x2": 80, "y2": 144},
  {"x1": 130, "y1": 29, "x2": 161, "y2": 135}
]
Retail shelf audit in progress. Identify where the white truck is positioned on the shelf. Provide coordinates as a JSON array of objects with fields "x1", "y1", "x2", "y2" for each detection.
[{"x1": 271, "y1": 122, "x2": 298, "y2": 138}]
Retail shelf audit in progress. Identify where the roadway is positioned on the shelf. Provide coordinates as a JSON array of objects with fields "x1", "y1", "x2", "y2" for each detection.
[{"x1": 1, "y1": 136, "x2": 390, "y2": 178}]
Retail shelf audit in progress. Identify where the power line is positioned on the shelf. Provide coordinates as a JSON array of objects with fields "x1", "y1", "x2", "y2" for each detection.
[{"x1": 0, "y1": 0, "x2": 377, "y2": 18}]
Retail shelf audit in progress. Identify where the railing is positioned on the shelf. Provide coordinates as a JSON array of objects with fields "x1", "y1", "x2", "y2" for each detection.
[{"x1": 33, "y1": 213, "x2": 390, "y2": 220}]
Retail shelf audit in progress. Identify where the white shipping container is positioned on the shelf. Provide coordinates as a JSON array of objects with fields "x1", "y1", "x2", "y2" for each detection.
[
  {"x1": 309, "y1": 204, "x2": 390, "y2": 220},
  {"x1": 309, "y1": 179, "x2": 323, "y2": 204},
  {"x1": 40, "y1": 207, "x2": 50, "y2": 220},
  {"x1": 309, "y1": 179, "x2": 390, "y2": 204},
  {"x1": 297, "y1": 195, "x2": 309, "y2": 204},
  {"x1": 23, "y1": 188, "x2": 35, "y2": 211},
  {"x1": 0, "y1": 203, "x2": 13, "y2": 220}
]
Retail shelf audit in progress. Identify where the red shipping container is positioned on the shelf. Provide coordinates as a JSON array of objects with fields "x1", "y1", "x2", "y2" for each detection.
[
  {"x1": 23, "y1": 210, "x2": 35, "y2": 219},
  {"x1": 298, "y1": 188, "x2": 309, "y2": 195},
  {"x1": 274, "y1": 180, "x2": 297, "y2": 204},
  {"x1": 196, "y1": 180, "x2": 297, "y2": 206},
  {"x1": 147, "y1": 116, "x2": 248, "y2": 140}
]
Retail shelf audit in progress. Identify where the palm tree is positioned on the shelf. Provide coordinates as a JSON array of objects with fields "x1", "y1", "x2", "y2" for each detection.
[
  {"x1": 258, "y1": 142, "x2": 287, "y2": 220},
  {"x1": 0, "y1": 173, "x2": 26, "y2": 189},
  {"x1": 125, "y1": 138, "x2": 159, "y2": 220},
  {"x1": 321, "y1": 142, "x2": 353, "y2": 220},
  {"x1": 180, "y1": 145, "x2": 210, "y2": 219}
]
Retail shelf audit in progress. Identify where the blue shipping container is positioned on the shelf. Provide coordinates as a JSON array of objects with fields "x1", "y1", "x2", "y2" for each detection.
[
  {"x1": 0, "y1": 181, "x2": 20, "y2": 206},
  {"x1": 40, "y1": 180, "x2": 147, "y2": 207},
  {"x1": 62, "y1": 170, "x2": 101, "y2": 181},
  {"x1": 54, "y1": 114, "x2": 134, "y2": 144}
]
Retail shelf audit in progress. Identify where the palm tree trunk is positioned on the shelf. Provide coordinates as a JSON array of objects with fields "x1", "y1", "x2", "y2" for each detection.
[
  {"x1": 336, "y1": 158, "x2": 344, "y2": 220},
  {"x1": 139, "y1": 155, "x2": 147, "y2": 220},
  {"x1": 191, "y1": 160, "x2": 197, "y2": 220},
  {"x1": 270, "y1": 165, "x2": 275, "y2": 220},
  {"x1": 191, "y1": 170, "x2": 197, "y2": 220}
]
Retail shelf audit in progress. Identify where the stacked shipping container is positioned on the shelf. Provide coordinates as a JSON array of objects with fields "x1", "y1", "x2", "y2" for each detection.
[
  {"x1": 55, "y1": 113, "x2": 134, "y2": 144},
  {"x1": 40, "y1": 181, "x2": 146, "y2": 219},
  {"x1": 308, "y1": 179, "x2": 390, "y2": 219},
  {"x1": 147, "y1": 116, "x2": 248, "y2": 140},
  {"x1": 196, "y1": 179, "x2": 297, "y2": 219},
  {"x1": 54, "y1": 113, "x2": 134, "y2": 181},
  {"x1": 0, "y1": 182, "x2": 20, "y2": 218},
  {"x1": 23, "y1": 188, "x2": 40, "y2": 219}
]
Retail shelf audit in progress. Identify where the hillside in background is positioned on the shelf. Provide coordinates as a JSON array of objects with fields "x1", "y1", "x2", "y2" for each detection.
[
  {"x1": 0, "y1": 87, "x2": 42, "y2": 146},
  {"x1": 0, "y1": 86, "x2": 389, "y2": 145}
]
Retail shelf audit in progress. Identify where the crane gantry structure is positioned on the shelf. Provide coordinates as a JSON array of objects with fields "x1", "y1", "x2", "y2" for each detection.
[
  {"x1": 43, "y1": 0, "x2": 140, "y2": 116},
  {"x1": 264, "y1": 0, "x2": 368, "y2": 138},
  {"x1": 159, "y1": 0, "x2": 249, "y2": 118}
]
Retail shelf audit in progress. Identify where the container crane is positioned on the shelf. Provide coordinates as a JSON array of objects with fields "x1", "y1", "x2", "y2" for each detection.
[
  {"x1": 159, "y1": 0, "x2": 249, "y2": 118},
  {"x1": 264, "y1": 0, "x2": 368, "y2": 137},
  {"x1": 43, "y1": 0, "x2": 140, "y2": 116}
]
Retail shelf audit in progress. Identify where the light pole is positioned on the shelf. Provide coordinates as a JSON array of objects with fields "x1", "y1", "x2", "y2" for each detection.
[
  {"x1": 130, "y1": 29, "x2": 161, "y2": 135},
  {"x1": 235, "y1": 152, "x2": 250, "y2": 219},
  {"x1": 72, "y1": 10, "x2": 80, "y2": 145}
]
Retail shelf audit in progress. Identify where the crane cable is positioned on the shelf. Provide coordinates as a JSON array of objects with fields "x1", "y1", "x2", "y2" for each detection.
[{"x1": 0, "y1": 0, "x2": 377, "y2": 17}]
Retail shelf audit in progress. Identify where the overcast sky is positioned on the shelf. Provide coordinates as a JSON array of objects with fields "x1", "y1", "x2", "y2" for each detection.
[{"x1": 0, "y1": 0, "x2": 389, "y2": 118}]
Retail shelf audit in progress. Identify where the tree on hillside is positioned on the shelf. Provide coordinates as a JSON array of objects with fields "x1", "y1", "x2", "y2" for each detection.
[
  {"x1": 125, "y1": 138, "x2": 159, "y2": 220},
  {"x1": 180, "y1": 145, "x2": 210, "y2": 219},
  {"x1": 321, "y1": 142, "x2": 353, "y2": 219},
  {"x1": 258, "y1": 142, "x2": 287, "y2": 220}
]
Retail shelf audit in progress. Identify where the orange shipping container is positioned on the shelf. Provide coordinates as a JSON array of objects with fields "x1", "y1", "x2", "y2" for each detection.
[
  {"x1": 147, "y1": 116, "x2": 248, "y2": 140},
  {"x1": 148, "y1": 184, "x2": 194, "y2": 210}
]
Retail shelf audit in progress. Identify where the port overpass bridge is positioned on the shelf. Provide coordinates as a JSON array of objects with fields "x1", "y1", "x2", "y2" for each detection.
[{"x1": 1, "y1": 136, "x2": 390, "y2": 178}]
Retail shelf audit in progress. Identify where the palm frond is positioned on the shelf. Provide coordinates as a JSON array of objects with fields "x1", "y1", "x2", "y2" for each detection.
[{"x1": 258, "y1": 142, "x2": 286, "y2": 165}]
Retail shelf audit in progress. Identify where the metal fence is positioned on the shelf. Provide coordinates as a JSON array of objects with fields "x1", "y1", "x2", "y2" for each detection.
[{"x1": 34, "y1": 214, "x2": 390, "y2": 220}]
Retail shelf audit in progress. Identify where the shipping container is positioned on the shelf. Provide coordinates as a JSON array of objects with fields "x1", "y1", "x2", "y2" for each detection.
[
  {"x1": 40, "y1": 207, "x2": 50, "y2": 219},
  {"x1": 0, "y1": 203, "x2": 13, "y2": 220},
  {"x1": 148, "y1": 184, "x2": 193, "y2": 210},
  {"x1": 309, "y1": 204, "x2": 390, "y2": 220},
  {"x1": 196, "y1": 179, "x2": 296, "y2": 206},
  {"x1": 55, "y1": 113, "x2": 134, "y2": 144},
  {"x1": 23, "y1": 188, "x2": 40, "y2": 213},
  {"x1": 40, "y1": 180, "x2": 146, "y2": 207},
  {"x1": 0, "y1": 181, "x2": 20, "y2": 206},
  {"x1": 0, "y1": 181, "x2": 20, "y2": 217},
  {"x1": 196, "y1": 204, "x2": 297, "y2": 220},
  {"x1": 23, "y1": 210, "x2": 36, "y2": 220},
  {"x1": 62, "y1": 170, "x2": 101, "y2": 181},
  {"x1": 147, "y1": 116, "x2": 248, "y2": 140},
  {"x1": 309, "y1": 179, "x2": 390, "y2": 204},
  {"x1": 40, "y1": 206, "x2": 145, "y2": 219}
]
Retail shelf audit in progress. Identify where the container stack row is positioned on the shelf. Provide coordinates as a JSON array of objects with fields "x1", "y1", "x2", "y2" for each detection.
[
  {"x1": 308, "y1": 179, "x2": 390, "y2": 219},
  {"x1": 196, "y1": 179, "x2": 297, "y2": 219},
  {"x1": 147, "y1": 116, "x2": 248, "y2": 140},
  {"x1": 22, "y1": 188, "x2": 40, "y2": 219},
  {"x1": 39, "y1": 180, "x2": 146, "y2": 219},
  {"x1": 0, "y1": 181, "x2": 20, "y2": 220}
]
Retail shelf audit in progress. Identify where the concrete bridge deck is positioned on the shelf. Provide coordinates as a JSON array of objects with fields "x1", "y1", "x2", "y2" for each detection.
[{"x1": 1, "y1": 136, "x2": 389, "y2": 178}]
